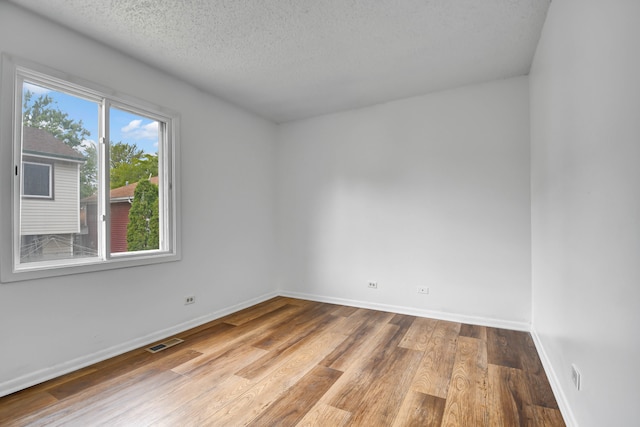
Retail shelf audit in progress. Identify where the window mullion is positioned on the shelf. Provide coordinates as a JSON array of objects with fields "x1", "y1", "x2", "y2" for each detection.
[{"x1": 99, "y1": 98, "x2": 111, "y2": 260}]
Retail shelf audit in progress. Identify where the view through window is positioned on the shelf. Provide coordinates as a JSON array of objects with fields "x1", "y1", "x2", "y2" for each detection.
[
  {"x1": 106, "y1": 106, "x2": 160, "y2": 255},
  {"x1": 15, "y1": 75, "x2": 172, "y2": 271},
  {"x1": 20, "y1": 83, "x2": 99, "y2": 263}
]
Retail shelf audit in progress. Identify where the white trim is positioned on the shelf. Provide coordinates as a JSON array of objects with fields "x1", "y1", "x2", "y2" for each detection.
[
  {"x1": 530, "y1": 328, "x2": 578, "y2": 427},
  {"x1": 22, "y1": 152, "x2": 85, "y2": 164},
  {"x1": 0, "y1": 291, "x2": 278, "y2": 397},
  {"x1": 279, "y1": 290, "x2": 531, "y2": 331}
]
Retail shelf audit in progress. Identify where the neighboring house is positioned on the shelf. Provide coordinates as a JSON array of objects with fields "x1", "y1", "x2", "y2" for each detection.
[
  {"x1": 20, "y1": 126, "x2": 86, "y2": 261},
  {"x1": 82, "y1": 176, "x2": 159, "y2": 253}
]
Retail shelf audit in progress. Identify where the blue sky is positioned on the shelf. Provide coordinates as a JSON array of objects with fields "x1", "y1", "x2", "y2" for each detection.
[{"x1": 23, "y1": 82, "x2": 158, "y2": 154}]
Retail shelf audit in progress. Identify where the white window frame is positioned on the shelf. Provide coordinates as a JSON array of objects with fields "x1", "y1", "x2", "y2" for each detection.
[{"x1": 0, "y1": 54, "x2": 181, "y2": 283}]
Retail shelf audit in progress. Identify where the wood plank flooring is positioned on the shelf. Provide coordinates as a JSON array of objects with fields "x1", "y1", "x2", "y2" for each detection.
[{"x1": 0, "y1": 297, "x2": 565, "y2": 426}]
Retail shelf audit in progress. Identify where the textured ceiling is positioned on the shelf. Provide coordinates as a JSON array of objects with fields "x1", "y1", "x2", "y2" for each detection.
[{"x1": 10, "y1": 0, "x2": 551, "y2": 123}]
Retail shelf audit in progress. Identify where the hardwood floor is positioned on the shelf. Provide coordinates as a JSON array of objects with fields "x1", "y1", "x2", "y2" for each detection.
[{"x1": 0, "y1": 297, "x2": 565, "y2": 426}]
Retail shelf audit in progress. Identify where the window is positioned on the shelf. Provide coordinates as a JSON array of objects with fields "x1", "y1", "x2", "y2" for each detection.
[
  {"x1": 0, "y1": 56, "x2": 180, "y2": 282},
  {"x1": 22, "y1": 162, "x2": 52, "y2": 198}
]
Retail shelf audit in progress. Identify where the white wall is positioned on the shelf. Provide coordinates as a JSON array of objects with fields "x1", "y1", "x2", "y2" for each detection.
[
  {"x1": 530, "y1": 0, "x2": 640, "y2": 425},
  {"x1": 277, "y1": 77, "x2": 531, "y2": 328},
  {"x1": 12, "y1": 5, "x2": 637, "y2": 425},
  {"x1": 0, "y1": 2, "x2": 277, "y2": 395}
]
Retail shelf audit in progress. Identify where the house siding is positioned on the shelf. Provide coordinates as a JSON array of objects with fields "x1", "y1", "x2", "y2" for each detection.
[
  {"x1": 21, "y1": 161, "x2": 80, "y2": 235},
  {"x1": 110, "y1": 202, "x2": 130, "y2": 253}
]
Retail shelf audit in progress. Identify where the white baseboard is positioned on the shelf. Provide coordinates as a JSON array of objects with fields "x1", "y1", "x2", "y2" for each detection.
[
  {"x1": 0, "y1": 291, "x2": 279, "y2": 398},
  {"x1": 530, "y1": 328, "x2": 578, "y2": 427},
  {"x1": 279, "y1": 290, "x2": 531, "y2": 331}
]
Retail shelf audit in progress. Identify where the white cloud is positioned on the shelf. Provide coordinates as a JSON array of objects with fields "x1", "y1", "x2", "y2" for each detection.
[
  {"x1": 121, "y1": 119, "x2": 142, "y2": 133},
  {"x1": 23, "y1": 82, "x2": 51, "y2": 95},
  {"x1": 121, "y1": 119, "x2": 158, "y2": 140}
]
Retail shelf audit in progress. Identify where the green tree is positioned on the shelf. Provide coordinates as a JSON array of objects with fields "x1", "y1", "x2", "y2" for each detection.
[
  {"x1": 126, "y1": 179, "x2": 159, "y2": 251},
  {"x1": 23, "y1": 91, "x2": 96, "y2": 197},
  {"x1": 81, "y1": 143, "x2": 98, "y2": 198},
  {"x1": 110, "y1": 142, "x2": 158, "y2": 189},
  {"x1": 110, "y1": 141, "x2": 143, "y2": 169},
  {"x1": 23, "y1": 91, "x2": 90, "y2": 148},
  {"x1": 149, "y1": 197, "x2": 160, "y2": 247}
]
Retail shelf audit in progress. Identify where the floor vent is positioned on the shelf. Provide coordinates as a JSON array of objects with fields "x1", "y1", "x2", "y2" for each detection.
[{"x1": 146, "y1": 337, "x2": 184, "y2": 353}]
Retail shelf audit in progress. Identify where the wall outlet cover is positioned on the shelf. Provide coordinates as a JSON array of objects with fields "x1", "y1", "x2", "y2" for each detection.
[{"x1": 571, "y1": 364, "x2": 581, "y2": 390}]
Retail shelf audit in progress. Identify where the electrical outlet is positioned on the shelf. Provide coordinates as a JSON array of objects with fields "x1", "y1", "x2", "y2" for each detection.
[
  {"x1": 368, "y1": 282, "x2": 378, "y2": 289},
  {"x1": 571, "y1": 364, "x2": 581, "y2": 390},
  {"x1": 417, "y1": 286, "x2": 429, "y2": 294},
  {"x1": 184, "y1": 295, "x2": 195, "y2": 305}
]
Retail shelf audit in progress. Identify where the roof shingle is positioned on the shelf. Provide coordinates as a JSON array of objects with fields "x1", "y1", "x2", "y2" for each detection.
[{"x1": 23, "y1": 126, "x2": 86, "y2": 161}]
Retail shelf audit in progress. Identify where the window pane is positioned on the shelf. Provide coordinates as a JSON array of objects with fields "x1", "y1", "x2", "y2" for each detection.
[
  {"x1": 20, "y1": 81, "x2": 99, "y2": 263},
  {"x1": 109, "y1": 107, "x2": 160, "y2": 254},
  {"x1": 23, "y1": 162, "x2": 51, "y2": 197}
]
